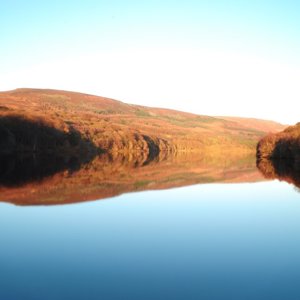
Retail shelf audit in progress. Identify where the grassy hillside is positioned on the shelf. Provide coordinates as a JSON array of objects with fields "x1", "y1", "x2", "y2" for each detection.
[
  {"x1": 0, "y1": 88, "x2": 285, "y2": 156},
  {"x1": 220, "y1": 116, "x2": 286, "y2": 134}
]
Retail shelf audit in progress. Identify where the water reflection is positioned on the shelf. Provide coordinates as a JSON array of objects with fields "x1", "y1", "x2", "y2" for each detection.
[
  {"x1": 0, "y1": 152, "x2": 264, "y2": 205},
  {"x1": 257, "y1": 157, "x2": 300, "y2": 189},
  {"x1": 0, "y1": 154, "x2": 93, "y2": 187}
]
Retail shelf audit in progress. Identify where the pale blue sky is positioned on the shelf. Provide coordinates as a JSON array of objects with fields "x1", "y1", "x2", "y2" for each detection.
[{"x1": 1, "y1": 1, "x2": 300, "y2": 123}]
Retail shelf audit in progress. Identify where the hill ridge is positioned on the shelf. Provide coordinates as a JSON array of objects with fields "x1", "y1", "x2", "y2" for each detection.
[{"x1": 0, "y1": 88, "x2": 286, "y2": 156}]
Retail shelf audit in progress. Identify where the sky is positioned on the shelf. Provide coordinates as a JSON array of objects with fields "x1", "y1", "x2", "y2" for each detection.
[{"x1": 1, "y1": 0, "x2": 300, "y2": 124}]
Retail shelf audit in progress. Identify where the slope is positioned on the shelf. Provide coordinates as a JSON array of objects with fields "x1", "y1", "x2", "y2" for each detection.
[{"x1": 0, "y1": 88, "x2": 286, "y2": 156}]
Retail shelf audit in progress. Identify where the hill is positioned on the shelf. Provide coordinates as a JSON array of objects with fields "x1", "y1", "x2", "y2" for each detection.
[
  {"x1": 256, "y1": 123, "x2": 300, "y2": 189},
  {"x1": 219, "y1": 116, "x2": 286, "y2": 134},
  {"x1": 0, "y1": 88, "x2": 285, "y2": 157},
  {"x1": 257, "y1": 123, "x2": 300, "y2": 159}
]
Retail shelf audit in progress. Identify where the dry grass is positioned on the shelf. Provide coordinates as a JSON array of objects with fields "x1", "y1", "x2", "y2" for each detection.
[{"x1": 0, "y1": 88, "x2": 286, "y2": 156}]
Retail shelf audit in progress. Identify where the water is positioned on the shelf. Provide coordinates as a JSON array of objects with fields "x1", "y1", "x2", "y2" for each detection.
[{"x1": 1, "y1": 179, "x2": 300, "y2": 299}]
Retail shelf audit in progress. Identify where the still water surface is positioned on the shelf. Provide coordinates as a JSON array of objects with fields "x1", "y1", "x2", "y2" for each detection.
[{"x1": 1, "y1": 179, "x2": 300, "y2": 300}]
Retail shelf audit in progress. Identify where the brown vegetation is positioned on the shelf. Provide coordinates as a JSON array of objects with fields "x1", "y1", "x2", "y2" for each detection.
[
  {"x1": 257, "y1": 123, "x2": 300, "y2": 189},
  {"x1": 0, "y1": 88, "x2": 285, "y2": 156},
  {"x1": 257, "y1": 123, "x2": 300, "y2": 160},
  {"x1": 0, "y1": 114, "x2": 98, "y2": 156},
  {"x1": 257, "y1": 157, "x2": 300, "y2": 189},
  {"x1": 0, "y1": 88, "x2": 287, "y2": 205},
  {"x1": 0, "y1": 152, "x2": 264, "y2": 206}
]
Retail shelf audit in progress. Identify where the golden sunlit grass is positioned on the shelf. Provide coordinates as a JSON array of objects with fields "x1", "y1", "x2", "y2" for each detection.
[{"x1": 0, "y1": 88, "x2": 285, "y2": 157}]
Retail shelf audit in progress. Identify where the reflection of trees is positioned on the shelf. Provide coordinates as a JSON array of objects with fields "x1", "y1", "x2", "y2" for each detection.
[
  {"x1": 0, "y1": 152, "x2": 263, "y2": 206},
  {"x1": 0, "y1": 154, "x2": 89, "y2": 187},
  {"x1": 0, "y1": 114, "x2": 101, "y2": 187},
  {"x1": 257, "y1": 157, "x2": 300, "y2": 189}
]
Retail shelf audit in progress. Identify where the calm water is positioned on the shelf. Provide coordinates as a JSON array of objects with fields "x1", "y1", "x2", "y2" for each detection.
[{"x1": 1, "y1": 180, "x2": 300, "y2": 300}]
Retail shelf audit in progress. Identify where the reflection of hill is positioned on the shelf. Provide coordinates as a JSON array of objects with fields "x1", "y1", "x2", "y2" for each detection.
[
  {"x1": 257, "y1": 158, "x2": 300, "y2": 189},
  {"x1": 0, "y1": 154, "x2": 93, "y2": 187},
  {"x1": 0, "y1": 152, "x2": 264, "y2": 206}
]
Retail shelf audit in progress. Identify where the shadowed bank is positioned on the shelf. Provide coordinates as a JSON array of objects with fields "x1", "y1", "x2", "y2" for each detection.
[
  {"x1": 0, "y1": 89, "x2": 285, "y2": 205},
  {"x1": 0, "y1": 114, "x2": 100, "y2": 187},
  {"x1": 257, "y1": 122, "x2": 300, "y2": 189},
  {"x1": 0, "y1": 115, "x2": 177, "y2": 189},
  {"x1": 0, "y1": 114, "x2": 99, "y2": 156}
]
